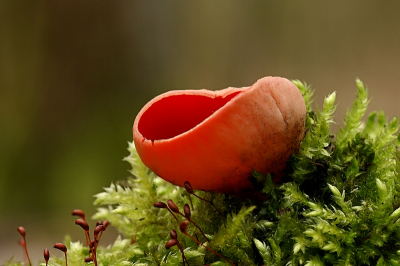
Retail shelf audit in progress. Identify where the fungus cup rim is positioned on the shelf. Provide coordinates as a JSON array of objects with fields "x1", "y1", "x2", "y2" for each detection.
[{"x1": 133, "y1": 85, "x2": 250, "y2": 144}]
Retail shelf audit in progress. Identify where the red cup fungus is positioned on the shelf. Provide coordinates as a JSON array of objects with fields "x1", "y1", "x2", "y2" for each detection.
[{"x1": 133, "y1": 76, "x2": 306, "y2": 195}]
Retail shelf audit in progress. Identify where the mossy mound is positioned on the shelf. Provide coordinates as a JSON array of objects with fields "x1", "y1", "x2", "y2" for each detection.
[{"x1": 6, "y1": 80, "x2": 400, "y2": 266}]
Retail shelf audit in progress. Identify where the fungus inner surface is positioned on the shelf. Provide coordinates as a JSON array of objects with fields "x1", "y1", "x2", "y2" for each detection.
[{"x1": 139, "y1": 91, "x2": 242, "y2": 141}]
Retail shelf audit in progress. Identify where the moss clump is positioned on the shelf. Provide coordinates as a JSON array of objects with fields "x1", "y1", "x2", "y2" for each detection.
[{"x1": 6, "y1": 79, "x2": 400, "y2": 266}]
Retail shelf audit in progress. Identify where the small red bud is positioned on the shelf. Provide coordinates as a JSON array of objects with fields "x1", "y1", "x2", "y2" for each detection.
[
  {"x1": 94, "y1": 225, "x2": 105, "y2": 238},
  {"x1": 84, "y1": 257, "x2": 93, "y2": 262},
  {"x1": 167, "y1": 199, "x2": 180, "y2": 213},
  {"x1": 184, "y1": 204, "x2": 191, "y2": 219},
  {"x1": 103, "y1": 220, "x2": 110, "y2": 228},
  {"x1": 75, "y1": 219, "x2": 89, "y2": 231},
  {"x1": 71, "y1": 209, "x2": 86, "y2": 220},
  {"x1": 44, "y1": 248, "x2": 50, "y2": 262},
  {"x1": 17, "y1": 226, "x2": 26, "y2": 237},
  {"x1": 170, "y1": 230, "x2": 178, "y2": 239},
  {"x1": 17, "y1": 228, "x2": 32, "y2": 266},
  {"x1": 184, "y1": 181, "x2": 194, "y2": 194},
  {"x1": 180, "y1": 220, "x2": 189, "y2": 234},
  {"x1": 53, "y1": 243, "x2": 67, "y2": 253},
  {"x1": 154, "y1": 202, "x2": 167, "y2": 208},
  {"x1": 165, "y1": 238, "x2": 178, "y2": 249}
]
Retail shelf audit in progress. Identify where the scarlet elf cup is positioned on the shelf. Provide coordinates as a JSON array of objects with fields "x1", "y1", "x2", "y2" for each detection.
[{"x1": 133, "y1": 76, "x2": 306, "y2": 195}]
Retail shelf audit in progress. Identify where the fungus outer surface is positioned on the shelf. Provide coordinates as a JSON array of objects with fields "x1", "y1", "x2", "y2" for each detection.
[{"x1": 133, "y1": 76, "x2": 306, "y2": 195}]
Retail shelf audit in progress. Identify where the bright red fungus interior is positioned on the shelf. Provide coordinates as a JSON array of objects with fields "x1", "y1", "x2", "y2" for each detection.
[{"x1": 138, "y1": 91, "x2": 242, "y2": 141}]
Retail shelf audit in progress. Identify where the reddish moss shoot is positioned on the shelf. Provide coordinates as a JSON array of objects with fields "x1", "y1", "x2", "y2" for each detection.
[
  {"x1": 95, "y1": 221, "x2": 108, "y2": 249},
  {"x1": 75, "y1": 218, "x2": 91, "y2": 247},
  {"x1": 167, "y1": 199, "x2": 209, "y2": 242},
  {"x1": 71, "y1": 209, "x2": 86, "y2": 221},
  {"x1": 154, "y1": 201, "x2": 179, "y2": 223},
  {"x1": 165, "y1": 230, "x2": 189, "y2": 266},
  {"x1": 44, "y1": 248, "x2": 50, "y2": 266},
  {"x1": 53, "y1": 243, "x2": 68, "y2": 266},
  {"x1": 73, "y1": 211, "x2": 108, "y2": 266},
  {"x1": 93, "y1": 224, "x2": 106, "y2": 263},
  {"x1": 180, "y1": 221, "x2": 234, "y2": 266},
  {"x1": 184, "y1": 181, "x2": 223, "y2": 216},
  {"x1": 17, "y1": 226, "x2": 32, "y2": 266}
]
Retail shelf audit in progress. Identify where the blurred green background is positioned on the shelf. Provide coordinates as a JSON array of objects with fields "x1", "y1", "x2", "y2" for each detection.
[{"x1": 1, "y1": 0, "x2": 400, "y2": 262}]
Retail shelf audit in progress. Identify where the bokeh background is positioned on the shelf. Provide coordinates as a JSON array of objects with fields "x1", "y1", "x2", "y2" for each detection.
[{"x1": 1, "y1": 0, "x2": 400, "y2": 263}]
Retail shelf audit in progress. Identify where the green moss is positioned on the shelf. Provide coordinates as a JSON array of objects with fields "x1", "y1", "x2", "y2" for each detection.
[{"x1": 7, "y1": 79, "x2": 400, "y2": 266}]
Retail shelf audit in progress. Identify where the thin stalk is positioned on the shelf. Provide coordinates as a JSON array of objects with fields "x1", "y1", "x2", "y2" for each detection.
[{"x1": 183, "y1": 232, "x2": 234, "y2": 266}]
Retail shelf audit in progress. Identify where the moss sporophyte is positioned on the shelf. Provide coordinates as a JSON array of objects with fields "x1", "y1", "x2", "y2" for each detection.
[{"x1": 9, "y1": 76, "x2": 400, "y2": 266}]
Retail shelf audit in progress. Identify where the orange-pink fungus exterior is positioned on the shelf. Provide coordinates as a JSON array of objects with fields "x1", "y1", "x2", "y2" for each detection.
[{"x1": 133, "y1": 76, "x2": 306, "y2": 195}]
